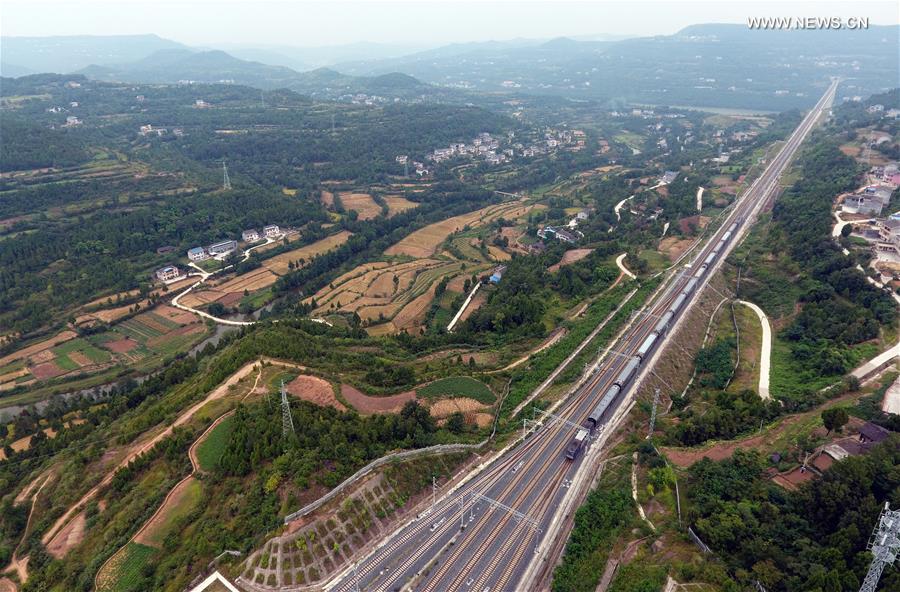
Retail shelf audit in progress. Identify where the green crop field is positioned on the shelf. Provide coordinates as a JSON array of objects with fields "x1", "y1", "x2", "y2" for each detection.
[
  {"x1": 196, "y1": 416, "x2": 235, "y2": 472},
  {"x1": 141, "y1": 479, "x2": 203, "y2": 547},
  {"x1": 105, "y1": 542, "x2": 156, "y2": 592},
  {"x1": 417, "y1": 376, "x2": 494, "y2": 404},
  {"x1": 53, "y1": 338, "x2": 112, "y2": 364}
]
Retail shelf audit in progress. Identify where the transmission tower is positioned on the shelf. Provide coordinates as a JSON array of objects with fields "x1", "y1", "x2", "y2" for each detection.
[
  {"x1": 860, "y1": 502, "x2": 900, "y2": 592},
  {"x1": 222, "y1": 160, "x2": 231, "y2": 190},
  {"x1": 647, "y1": 388, "x2": 660, "y2": 439},
  {"x1": 280, "y1": 380, "x2": 295, "y2": 439}
]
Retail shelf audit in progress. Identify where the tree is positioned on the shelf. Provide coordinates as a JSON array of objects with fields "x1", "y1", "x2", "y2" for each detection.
[
  {"x1": 447, "y1": 412, "x2": 466, "y2": 434},
  {"x1": 840, "y1": 223, "x2": 853, "y2": 238},
  {"x1": 821, "y1": 407, "x2": 849, "y2": 434}
]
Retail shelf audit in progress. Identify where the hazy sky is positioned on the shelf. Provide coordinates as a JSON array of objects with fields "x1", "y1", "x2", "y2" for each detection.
[{"x1": 3, "y1": 0, "x2": 898, "y2": 48}]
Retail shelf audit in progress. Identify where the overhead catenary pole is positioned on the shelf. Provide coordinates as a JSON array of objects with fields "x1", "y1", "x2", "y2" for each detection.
[{"x1": 647, "y1": 388, "x2": 660, "y2": 438}]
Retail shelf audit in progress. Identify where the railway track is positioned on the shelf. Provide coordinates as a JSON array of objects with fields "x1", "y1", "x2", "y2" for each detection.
[{"x1": 328, "y1": 80, "x2": 837, "y2": 592}]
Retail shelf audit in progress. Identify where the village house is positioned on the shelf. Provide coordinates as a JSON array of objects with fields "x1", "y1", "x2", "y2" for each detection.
[
  {"x1": 842, "y1": 194, "x2": 884, "y2": 216},
  {"x1": 242, "y1": 229, "x2": 261, "y2": 243},
  {"x1": 489, "y1": 265, "x2": 507, "y2": 284},
  {"x1": 208, "y1": 240, "x2": 238, "y2": 256},
  {"x1": 155, "y1": 265, "x2": 181, "y2": 282},
  {"x1": 661, "y1": 170, "x2": 679, "y2": 184},
  {"x1": 187, "y1": 246, "x2": 208, "y2": 261},
  {"x1": 263, "y1": 224, "x2": 281, "y2": 238}
]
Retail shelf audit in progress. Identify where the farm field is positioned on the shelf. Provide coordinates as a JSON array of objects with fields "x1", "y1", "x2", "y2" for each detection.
[
  {"x1": 96, "y1": 542, "x2": 156, "y2": 592},
  {"x1": 385, "y1": 199, "x2": 541, "y2": 258},
  {"x1": 262, "y1": 230, "x2": 353, "y2": 274},
  {"x1": 417, "y1": 377, "x2": 495, "y2": 404},
  {"x1": 91, "y1": 306, "x2": 208, "y2": 367},
  {"x1": 337, "y1": 192, "x2": 382, "y2": 220},
  {"x1": 195, "y1": 415, "x2": 235, "y2": 472},
  {"x1": 135, "y1": 477, "x2": 203, "y2": 548},
  {"x1": 383, "y1": 195, "x2": 418, "y2": 216}
]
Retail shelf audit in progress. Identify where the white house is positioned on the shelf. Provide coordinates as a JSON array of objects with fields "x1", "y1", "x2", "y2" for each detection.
[
  {"x1": 263, "y1": 225, "x2": 281, "y2": 238},
  {"x1": 187, "y1": 247, "x2": 208, "y2": 261},
  {"x1": 155, "y1": 266, "x2": 181, "y2": 282}
]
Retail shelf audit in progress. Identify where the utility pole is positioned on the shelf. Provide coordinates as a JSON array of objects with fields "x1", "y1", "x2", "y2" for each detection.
[
  {"x1": 352, "y1": 561, "x2": 361, "y2": 592},
  {"x1": 280, "y1": 380, "x2": 295, "y2": 440},
  {"x1": 432, "y1": 476, "x2": 437, "y2": 512},
  {"x1": 647, "y1": 388, "x2": 660, "y2": 439},
  {"x1": 860, "y1": 502, "x2": 900, "y2": 592},
  {"x1": 222, "y1": 160, "x2": 231, "y2": 190}
]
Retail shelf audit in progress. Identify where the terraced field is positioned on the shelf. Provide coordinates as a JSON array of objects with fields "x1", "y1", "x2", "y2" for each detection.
[{"x1": 385, "y1": 200, "x2": 541, "y2": 258}]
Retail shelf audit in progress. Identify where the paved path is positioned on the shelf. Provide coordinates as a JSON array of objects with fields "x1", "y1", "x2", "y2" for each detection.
[
  {"x1": 172, "y1": 237, "x2": 280, "y2": 326},
  {"x1": 831, "y1": 211, "x2": 873, "y2": 238},
  {"x1": 883, "y1": 376, "x2": 900, "y2": 415},
  {"x1": 736, "y1": 300, "x2": 771, "y2": 400},
  {"x1": 696, "y1": 186, "x2": 704, "y2": 212},
  {"x1": 615, "y1": 253, "x2": 636, "y2": 279}
]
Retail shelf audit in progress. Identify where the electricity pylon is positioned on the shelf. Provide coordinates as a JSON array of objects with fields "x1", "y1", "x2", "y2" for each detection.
[
  {"x1": 280, "y1": 380, "x2": 295, "y2": 440},
  {"x1": 860, "y1": 502, "x2": 900, "y2": 592},
  {"x1": 222, "y1": 160, "x2": 231, "y2": 190}
]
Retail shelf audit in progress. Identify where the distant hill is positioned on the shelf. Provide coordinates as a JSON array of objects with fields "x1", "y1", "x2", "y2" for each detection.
[
  {"x1": 72, "y1": 48, "x2": 439, "y2": 100},
  {"x1": 77, "y1": 48, "x2": 302, "y2": 89},
  {"x1": 0, "y1": 34, "x2": 187, "y2": 74},
  {"x1": 330, "y1": 23, "x2": 900, "y2": 110}
]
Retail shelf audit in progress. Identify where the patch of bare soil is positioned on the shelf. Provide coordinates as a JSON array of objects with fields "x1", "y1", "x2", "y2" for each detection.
[
  {"x1": 548, "y1": 248, "x2": 593, "y2": 272},
  {"x1": 287, "y1": 375, "x2": 346, "y2": 411},
  {"x1": 46, "y1": 511, "x2": 86, "y2": 558},
  {"x1": 340, "y1": 384, "x2": 416, "y2": 414}
]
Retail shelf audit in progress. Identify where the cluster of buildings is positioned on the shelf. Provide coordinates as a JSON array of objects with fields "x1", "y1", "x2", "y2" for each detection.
[
  {"x1": 841, "y1": 163, "x2": 898, "y2": 217},
  {"x1": 139, "y1": 124, "x2": 184, "y2": 137},
  {"x1": 424, "y1": 129, "x2": 586, "y2": 168},
  {"x1": 186, "y1": 224, "x2": 283, "y2": 262},
  {"x1": 771, "y1": 422, "x2": 891, "y2": 491},
  {"x1": 538, "y1": 225, "x2": 579, "y2": 244},
  {"x1": 340, "y1": 93, "x2": 393, "y2": 106},
  {"x1": 428, "y1": 132, "x2": 510, "y2": 165},
  {"x1": 395, "y1": 155, "x2": 429, "y2": 177}
]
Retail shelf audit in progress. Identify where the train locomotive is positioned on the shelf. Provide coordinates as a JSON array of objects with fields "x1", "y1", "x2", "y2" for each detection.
[{"x1": 565, "y1": 220, "x2": 741, "y2": 460}]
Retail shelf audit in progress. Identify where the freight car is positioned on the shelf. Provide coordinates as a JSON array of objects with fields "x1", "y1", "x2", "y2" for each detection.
[{"x1": 564, "y1": 219, "x2": 741, "y2": 459}]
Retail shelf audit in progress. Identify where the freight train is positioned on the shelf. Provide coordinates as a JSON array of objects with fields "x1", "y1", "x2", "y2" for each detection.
[{"x1": 565, "y1": 220, "x2": 741, "y2": 460}]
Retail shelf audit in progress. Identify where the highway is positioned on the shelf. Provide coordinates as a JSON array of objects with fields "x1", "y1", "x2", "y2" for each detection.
[{"x1": 326, "y1": 79, "x2": 838, "y2": 592}]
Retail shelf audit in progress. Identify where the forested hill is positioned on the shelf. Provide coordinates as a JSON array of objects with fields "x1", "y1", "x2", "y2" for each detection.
[{"x1": 0, "y1": 75, "x2": 514, "y2": 336}]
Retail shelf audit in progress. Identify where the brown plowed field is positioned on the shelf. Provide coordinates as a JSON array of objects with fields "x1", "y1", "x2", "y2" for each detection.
[
  {"x1": 392, "y1": 284, "x2": 437, "y2": 331},
  {"x1": 385, "y1": 201, "x2": 538, "y2": 258},
  {"x1": 548, "y1": 248, "x2": 593, "y2": 272},
  {"x1": 156, "y1": 304, "x2": 199, "y2": 325},
  {"x1": 428, "y1": 397, "x2": 488, "y2": 417},
  {"x1": 105, "y1": 338, "x2": 138, "y2": 353},
  {"x1": 262, "y1": 230, "x2": 352, "y2": 274},
  {"x1": 340, "y1": 385, "x2": 416, "y2": 414},
  {"x1": 30, "y1": 362, "x2": 65, "y2": 380},
  {"x1": 0, "y1": 331, "x2": 76, "y2": 368},
  {"x1": 339, "y1": 192, "x2": 382, "y2": 220},
  {"x1": 287, "y1": 375, "x2": 346, "y2": 411},
  {"x1": 216, "y1": 268, "x2": 278, "y2": 293},
  {"x1": 384, "y1": 195, "x2": 417, "y2": 216}
]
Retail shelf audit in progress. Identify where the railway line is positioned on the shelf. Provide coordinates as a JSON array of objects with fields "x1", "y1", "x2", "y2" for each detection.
[{"x1": 327, "y1": 79, "x2": 838, "y2": 592}]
